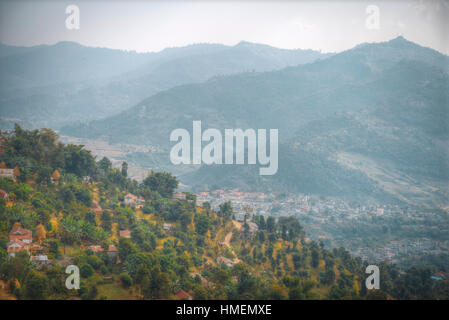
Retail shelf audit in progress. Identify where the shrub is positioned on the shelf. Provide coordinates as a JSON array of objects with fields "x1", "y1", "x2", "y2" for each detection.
[
  {"x1": 119, "y1": 272, "x2": 133, "y2": 288},
  {"x1": 80, "y1": 264, "x2": 95, "y2": 278}
]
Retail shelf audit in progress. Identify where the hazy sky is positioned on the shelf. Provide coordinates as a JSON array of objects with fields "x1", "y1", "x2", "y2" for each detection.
[{"x1": 0, "y1": 0, "x2": 448, "y2": 54}]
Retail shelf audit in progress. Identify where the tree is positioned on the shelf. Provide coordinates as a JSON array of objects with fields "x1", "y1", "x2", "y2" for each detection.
[
  {"x1": 0, "y1": 251, "x2": 30, "y2": 282},
  {"x1": 87, "y1": 255, "x2": 103, "y2": 270},
  {"x1": 311, "y1": 248, "x2": 320, "y2": 268},
  {"x1": 80, "y1": 264, "x2": 95, "y2": 278},
  {"x1": 121, "y1": 162, "x2": 128, "y2": 177},
  {"x1": 118, "y1": 238, "x2": 135, "y2": 262},
  {"x1": 193, "y1": 286, "x2": 207, "y2": 300},
  {"x1": 134, "y1": 264, "x2": 150, "y2": 298},
  {"x1": 179, "y1": 211, "x2": 192, "y2": 231},
  {"x1": 195, "y1": 214, "x2": 210, "y2": 235},
  {"x1": 49, "y1": 240, "x2": 59, "y2": 257},
  {"x1": 366, "y1": 289, "x2": 388, "y2": 300},
  {"x1": 37, "y1": 166, "x2": 52, "y2": 185},
  {"x1": 266, "y1": 216, "x2": 276, "y2": 233},
  {"x1": 64, "y1": 144, "x2": 96, "y2": 177},
  {"x1": 143, "y1": 171, "x2": 178, "y2": 198},
  {"x1": 150, "y1": 266, "x2": 170, "y2": 299},
  {"x1": 98, "y1": 157, "x2": 112, "y2": 172},
  {"x1": 289, "y1": 286, "x2": 305, "y2": 300},
  {"x1": 101, "y1": 211, "x2": 112, "y2": 232},
  {"x1": 259, "y1": 216, "x2": 266, "y2": 230},
  {"x1": 85, "y1": 211, "x2": 97, "y2": 226},
  {"x1": 36, "y1": 224, "x2": 47, "y2": 241},
  {"x1": 24, "y1": 270, "x2": 49, "y2": 300},
  {"x1": 218, "y1": 201, "x2": 233, "y2": 221},
  {"x1": 120, "y1": 272, "x2": 133, "y2": 288}
]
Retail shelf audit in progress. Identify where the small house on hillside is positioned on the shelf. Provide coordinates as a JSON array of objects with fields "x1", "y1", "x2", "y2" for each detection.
[
  {"x1": 124, "y1": 193, "x2": 137, "y2": 206},
  {"x1": 7, "y1": 239, "x2": 31, "y2": 257},
  {"x1": 9, "y1": 225, "x2": 32, "y2": 243},
  {"x1": 0, "y1": 168, "x2": 15, "y2": 180},
  {"x1": 124, "y1": 193, "x2": 145, "y2": 208},
  {"x1": 119, "y1": 229, "x2": 131, "y2": 238},
  {"x1": 7, "y1": 224, "x2": 33, "y2": 257},
  {"x1": 30, "y1": 255, "x2": 50, "y2": 268},
  {"x1": 172, "y1": 192, "x2": 186, "y2": 201},
  {"x1": 174, "y1": 289, "x2": 193, "y2": 300}
]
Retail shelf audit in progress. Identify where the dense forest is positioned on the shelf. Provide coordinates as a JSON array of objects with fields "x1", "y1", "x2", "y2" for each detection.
[{"x1": 0, "y1": 125, "x2": 448, "y2": 300}]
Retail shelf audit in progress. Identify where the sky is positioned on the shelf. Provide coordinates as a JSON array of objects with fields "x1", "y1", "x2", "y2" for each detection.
[{"x1": 0, "y1": 0, "x2": 448, "y2": 54}]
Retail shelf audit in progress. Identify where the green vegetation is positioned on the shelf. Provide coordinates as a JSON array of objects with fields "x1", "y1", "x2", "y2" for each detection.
[{"x1": 0, "y1": 126, "x2": 448, "y2": 300}]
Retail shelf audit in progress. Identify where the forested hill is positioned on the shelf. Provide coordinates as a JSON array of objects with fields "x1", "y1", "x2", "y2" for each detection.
[
  {"x1": 0, "y1": 41, "x2": 329, "y2": 129},
  {"x1": 0, "y1": 125, "x2": 448, "y2": 300},
  {"x1": 62, "y1": 36, "x2": 449, "y2": 206}
]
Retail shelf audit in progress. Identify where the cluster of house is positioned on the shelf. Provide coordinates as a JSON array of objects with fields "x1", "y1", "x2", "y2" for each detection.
[
  {"x1": 87, "y1": 244, "x2": 118, "y2": 261},
  {"x1": 124, "y1": 193, "x2": 146, "y2": 208},
  {"x1": 6, "y1": 224, "x2": 32, "y2": 257},
  {"x1": 6, "y1": 224, "x2": 49, "y2": 267}
]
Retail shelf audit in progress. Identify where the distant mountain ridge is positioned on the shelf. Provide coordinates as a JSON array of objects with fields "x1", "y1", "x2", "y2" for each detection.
[
  {"x1": 61, "y1": 36, "x2": 449, "y2": 206},
  {"x1": 0, "y1": 41, "x2": 330, "y2": 128}
]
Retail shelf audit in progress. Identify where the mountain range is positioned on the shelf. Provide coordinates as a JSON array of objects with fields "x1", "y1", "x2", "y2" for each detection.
[
  {"x1": 0, "y1": 41, "x2": 329, "y2": 128},
  {"x1": 60, "y1": 36, "x2": 449, "y2": 207},
  {"x1": 2, "y1": 36, "x2": 448, "y2": 206}
]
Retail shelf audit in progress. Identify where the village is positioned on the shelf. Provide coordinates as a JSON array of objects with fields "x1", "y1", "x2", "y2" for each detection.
[
  {"x1": 1, "y1": 152, "x2": 448, "y2": 299},
  {"x1": 195, "y1": 188, "x2": 449, "y2": 265},
  {"x1": 0, "y1": 158, "x2": 251, "y2": 300}
]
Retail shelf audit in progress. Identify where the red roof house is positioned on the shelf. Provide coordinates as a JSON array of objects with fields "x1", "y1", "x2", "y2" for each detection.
[
  {"x1": 119, "y1": 229, "x2": 131, "y2": 238},
  {"x1": 7, "y1": 239, "x2": 31, "y2": 256},
  {"x1": 174, "y1": 290, "x2": 193, "y2": 300},
  {"x1": 9, "y1": 225, "x2": 32, "y2": 243}
]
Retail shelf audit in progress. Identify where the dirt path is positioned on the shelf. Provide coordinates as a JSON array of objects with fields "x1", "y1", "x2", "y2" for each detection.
[
  {"x1": 223, "y1": 227, "x2": 241, "y2": 263},
  {"x1": 232, "y1": 220, "x2": 242, "y2": 230},
  {"x1": 224, "y1": 231, "x2": 233, "y2": 246}
]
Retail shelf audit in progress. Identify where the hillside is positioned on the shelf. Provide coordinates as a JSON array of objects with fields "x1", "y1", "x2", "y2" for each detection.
[
  {"x1": 1, "y1": 126, "x2": 448, "y2": 300},
  {"x1": 0, "y1": 42, "x2": 329, "y2": 129},
  {"x1": 62, "y1": 36, "x2": 449, "y2": 206}
]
